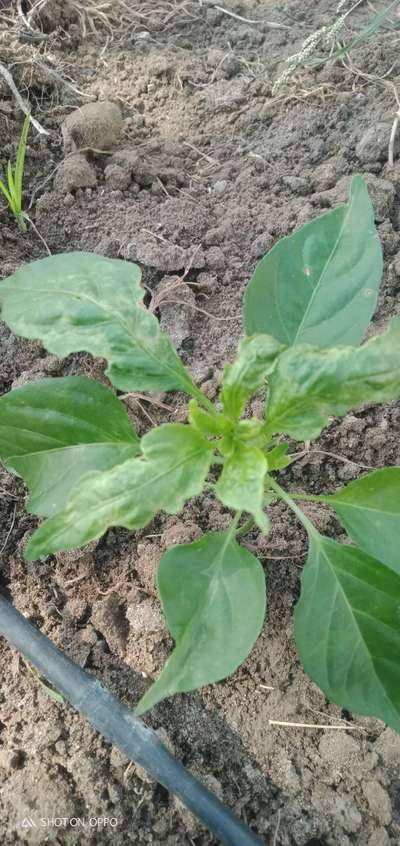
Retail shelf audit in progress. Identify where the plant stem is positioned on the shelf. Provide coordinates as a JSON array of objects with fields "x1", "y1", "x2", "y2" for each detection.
[
  {"x1": 289, "y1": 492, "x2": 327, "y2": 503},
  {"x1": 17, "y1": 214, "x2": 27, "y2": 233},
  {"x1": 236, "y1": 516, "x2": 255, "y2": 539},
  {"x1": 268, "y1": 477, "x2": 317, "y2": 537},
  {"x1": 187, "y1": 383, "x2": 217, "y2": 415}
]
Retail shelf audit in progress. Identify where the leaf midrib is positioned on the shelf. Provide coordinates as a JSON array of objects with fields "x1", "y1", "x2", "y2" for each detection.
[
  {"x1": 5, "y1": 285, "x2": 191, "y2": 391},
  {"x1": 163, "y1": 534, "x2": 236, "y2": 689},
  {"x1": 316, "y1": 537, "x2": 397, "y2": 709},
  {"x1": 268, "y1": 360, "x2": 400, "y2": 433},
  {"x1": 36, "y1": 444, "x2": 212, "y2": 547},
  {"x1": 331, "y1": 499, "x2": 399, "y2": 517},
  {"x1": 292, "y1": 203, "x2": 349, "y2": 344}
]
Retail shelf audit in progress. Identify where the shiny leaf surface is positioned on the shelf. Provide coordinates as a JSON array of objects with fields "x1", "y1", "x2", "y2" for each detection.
[
  {"x1": 136, "y1": 531, "x2": 266, "y2": 714},
  {"x1": 244, "y1": 176, "x2": 382, "y2": 347}
]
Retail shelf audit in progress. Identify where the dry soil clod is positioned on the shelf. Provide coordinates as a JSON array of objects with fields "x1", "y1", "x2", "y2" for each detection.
[{"x1": 61, "y1": 100, "x2": 123, "y2": 154}]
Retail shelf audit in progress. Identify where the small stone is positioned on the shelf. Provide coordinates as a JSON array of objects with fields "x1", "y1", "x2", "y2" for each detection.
[
  {"x1": 91, "y1": 593, "x2": 128, "y2": 655},
  {"x1": 94, "y1": 236, "x2": 120, "y2": 257},
  {"x1": 61, "y1": 100, "x2": 123, "y2": 153},
  {"x1": 250, "y1": 231, "x2": 274, "y2": 259},
  {"x1": 195, "y1": 271, "x2": 217, "y2": 293},
  {"x1": 159, "y1": 277, "x2": 196, "y2": 348},
  {"x1": 54, "y1": 153, "x2": 97, "y2": 193},
  {"x1": 126, "y1": 598, "x2": 165, "y2": 635},
  {"x1": 362, "y1": 173, "x2": 395, "y2": 222},
  {"x1": 136, "y1": 240, "x2": 186, "y2": 271},
  {"x1": 311, "y1": 161, "x2": 338, "y2": 191},
  {"x1": 63, "y1": 192, "x2": 75, "y2": 206},
  {"x1": 63, "y1": 598, "x2": 88, "y2": 623},
  {"x1": 355, "y1": 123, "x2": 392, "y2": 163},
  {"x1": 110, "y1": 747, "x2": 129, "y2": 769},
  {"x1": 362, "y1": 781, "x2": 392, "y2": 825},
  {"x1": 104, "y1": 163, "x2": 131, "y2": 190},
  {"x1": 110, "y1": 148, "x2": 140, "y2": 176},
  {"x1": 205, "y1": 246, "x2": 225, "y2": 270},
  {"x1": 0, "y1": 748, "x2": 25, "y2": 771},
  {"x1": 213, "y1": 180, "x2": 228, "y2": 194},
  {"x1": 282, "y1": 175, "x2": 309, "y2": 195},
  {"x1": 55, "y1": 741, "x2": 67, "y2": 756}
]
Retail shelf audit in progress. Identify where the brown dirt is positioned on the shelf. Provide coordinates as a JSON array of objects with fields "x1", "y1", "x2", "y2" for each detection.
[{"x1": 1, "y1": 1, "x2": 400, "y2": 844}]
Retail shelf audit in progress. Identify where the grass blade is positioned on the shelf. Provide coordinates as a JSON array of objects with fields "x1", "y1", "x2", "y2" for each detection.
[
  {"x1": 309, "y1": 0, "x2": 400, "y2": 66},
  {"x1": 0, "y1": 178, "x2": 13, "y2": 207},
  {"x1": 14, "y1": 114, "x2": 30, "y2": 207},
  {"x1": 6, "y1": 159, "x2": 17, "y2": 210}
]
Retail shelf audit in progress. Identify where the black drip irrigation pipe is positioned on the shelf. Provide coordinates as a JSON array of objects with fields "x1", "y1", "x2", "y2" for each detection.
[{"x1": 0, "y1": 596, "x2": 263, "y2": 846}]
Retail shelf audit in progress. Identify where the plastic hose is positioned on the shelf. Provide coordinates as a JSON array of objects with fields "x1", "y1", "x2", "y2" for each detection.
[{"x1": 0, "y1": 596, "x2": 263, "y2": 846}]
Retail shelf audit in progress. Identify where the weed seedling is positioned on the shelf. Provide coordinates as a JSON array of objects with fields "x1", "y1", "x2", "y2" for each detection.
[
  {"x1": 0, "y1": 114, "x2": 30, "y2": 232},
  {"x1": 1, "y1": 175, "x2": 400, "y2": 730}
]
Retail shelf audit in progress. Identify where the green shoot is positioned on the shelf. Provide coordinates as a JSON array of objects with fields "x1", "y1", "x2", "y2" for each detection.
[{"x1": 0, "y1": 114, "x2": 31, "y2": 232}]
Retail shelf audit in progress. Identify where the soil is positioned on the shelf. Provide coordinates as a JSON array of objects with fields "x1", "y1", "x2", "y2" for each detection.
[{"x1": 1, "y1": 1, "x2": 400, "y2": 844}]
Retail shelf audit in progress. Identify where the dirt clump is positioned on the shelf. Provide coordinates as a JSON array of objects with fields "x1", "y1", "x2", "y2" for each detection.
[
  {"x1": 54, "y1": 152, "x2": 97, "y2": 193},
  {"x1": 61, "y1": 101, "x2": 123, "y2": 153}
]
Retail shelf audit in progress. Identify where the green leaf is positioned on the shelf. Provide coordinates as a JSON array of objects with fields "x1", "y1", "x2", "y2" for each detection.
[
  {"x1": 324, "y1": 468, "x2": 400, "y2": 575},
  {"x1": 265, "y1": 317, "x2": 400, "y2": 441},
  {"x1": 0, "y1": 376, "x2": 140, "y2": 517},
  {"x1": 0, "y1": 252, "x2": 197, "y2": 395},
  {"x1": 265, "y1": 443, "x2": 291, "y2": 471},
  {"x1": 221, "y1": 334, "x2": 285, "y2": 419},
  {"x1": 15, "y1": 113, "x2": 30, "y2": 206},
  {"x1": 294, "y1": 534, "x2": 400, "y2": 733},
  {"x1": 26, "y1": 424, "x2": 213, "y2": 559},
  {"x1": 216, "y1": 442, "x2": 269, "y2": 532},
  {"x1": 0, "y1": 178, "x2": 13, "y2": 207},
  {"x1": 136, "y1": 530, "x2": 266, "y2": 714},
  {"x1": 188, "y1": 399, "x2": 231, "y2": 436},
  {"x1": 243, "y1": 176, "x2": 382, "y2": 348},
  {"x1": 7, "y1": 159, "x2": 17, "y2": 207}
]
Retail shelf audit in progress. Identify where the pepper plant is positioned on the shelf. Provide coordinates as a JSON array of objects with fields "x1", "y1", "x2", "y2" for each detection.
[{"x1": 1, "y1": 175, "x2": 400, "y2": 726}]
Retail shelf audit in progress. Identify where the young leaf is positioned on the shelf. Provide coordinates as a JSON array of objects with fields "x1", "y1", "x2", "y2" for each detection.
[
  {"x1": 0, "y1": 377, "x2": 140, "y2": 517},
  {"x1": 7, "y1": 160, "x2": 17, "y2": 206},
  {"x1": 294, "y1": 534, "x2": 400, "y2": 733},
  {"x1": 14, "y1": 113, "x2": 30, "y2": 205},
  {"x1": 215, "y1": 442, "x2": 269, "y2": 532},
  {"x1": 221, "y1": 334, "x2": 285, "y2": 419},
  {"x1": 26, "y1": 424, "x2": 213, "y2": 559},
  {"x1": 265, "y1": 317, "x2": 400, "y2": 441},
  {"x1": 188, "y1": 399, "x2": 231, "y2": 436},
  {"x1": 135, "y1": 531, "x2": 266, "y2": 714},
  {"x1": 0, "y1": 253, "x2": 197, "y2": 395},
  {"x1": 324, "y1": 468, "x2": 400, "y2": 574},
  {"x1": 265, "y1": 443, "x2": 291, "y2": 472},
  {"x1": 0, "y1": 178, "x2": 13, "y2": 206},
  {"x1": 244, "y1": 176, "x2": 382, "y2": 348}
]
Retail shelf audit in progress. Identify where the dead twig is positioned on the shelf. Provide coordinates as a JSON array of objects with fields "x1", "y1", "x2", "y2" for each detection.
[
  {"x1": 0, "y1": 504, "x2": 17, "y2": 554},
  {"x1": 269, "y1": 719, "x2": 365, "y2": 731},
  {"x1": 290, "y1": 448, "x2": 377, "y2": 471},
  {"x1": 32, "y1": 60, "x2": 96, "y2": 100},
  {"x1": 119, "y1": 391, "x2": 171, "y2": 410},
  {"x1": 389, "y1": 85, "x2": 400, "y2": 167},
  {"x1": 0, "y1": 61, "x2": 48, "y2": 135},
  {"x1": 199, "y1": 0, "x2": 289, "y2": 28},
  {"x1": 272, "y1": 810, "x2": 281, "y2": 846}
]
